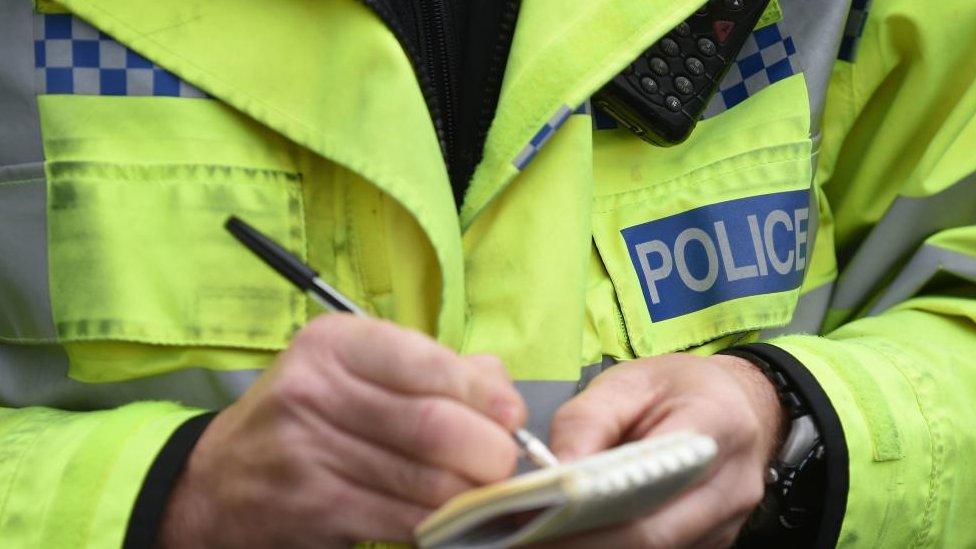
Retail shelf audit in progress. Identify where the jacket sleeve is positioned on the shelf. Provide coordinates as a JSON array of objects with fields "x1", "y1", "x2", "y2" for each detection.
[
  {"x1": 756, "y1": 0, "x2": 976, "y2": 545},
  {"x1": 0, "y1": 402, "x2": 209, "y2": 547}
]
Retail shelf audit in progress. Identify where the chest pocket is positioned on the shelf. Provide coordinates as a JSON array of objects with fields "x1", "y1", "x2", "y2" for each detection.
[
  {"x1": 38, "y1": 94, "x2": 308, "y2": 382},
  {"x1": 591, "y1": 75, "x2": 813, "y2": 357}
]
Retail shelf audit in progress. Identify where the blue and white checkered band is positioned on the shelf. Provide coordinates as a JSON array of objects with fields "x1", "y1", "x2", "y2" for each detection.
[
  {"x1": 593, "y1": 21, "x2": 802, "y2": 130},
  {"x1": 33, "y1": 13, "x2": 207, "y2": 98},
  {"x1": 700, "y1": 22, "x2": 801, "y2": 118},
  {"x1": 512, "y1": 105, "x2": 574, "y2": 170},
  {"x1": 837, "y1": 0, "x2": 871, "y2": 62}
]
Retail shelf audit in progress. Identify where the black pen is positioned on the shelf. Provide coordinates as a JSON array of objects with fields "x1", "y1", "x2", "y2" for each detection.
[{"x1": 225, "y1": 215, "x2": 560, "y2": 469}]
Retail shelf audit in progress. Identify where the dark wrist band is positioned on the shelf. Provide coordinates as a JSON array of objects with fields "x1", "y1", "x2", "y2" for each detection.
[
  {"x1": 124, "y1": 412, "x2": 217, "y2": 549},
  {"x1": 722, "y1": 343, "x2": 848, "y2": 548}
]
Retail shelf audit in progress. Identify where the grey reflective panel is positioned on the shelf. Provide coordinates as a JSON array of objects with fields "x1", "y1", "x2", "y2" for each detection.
[
  {"x1": 778, "y1": 0, "x2": 852, "y2": 133},
  {"x1": 0, "y1": 166, "x2": 57, "y2": 341},
  {"x1": 0, "y1": 342, "x2": 261, "y2": 410},
  {"x1": 575, "y1": 355, "x2": 618, "y2": 393},
  {"x1": 512, "y1": 357, "x2": 621, "y2": 471},
  {"x1": 761, "y1": 280, "x2": 833, "y2": 337},
  {"x1": 0, "y1": 0, "x2": 44, "y2": 166},
  {"x1": 514, "y1": 379, "x2": 579, "y2": 472},
  {"x1": 831, "y1": 174, "x2": 976, "y2": 312},
  {"x1": 868, "y1": 245, "x2": 976, "y2": 316}
]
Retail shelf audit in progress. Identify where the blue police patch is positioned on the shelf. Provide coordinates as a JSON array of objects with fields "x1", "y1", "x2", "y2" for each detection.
[{"x1": 621, "y1": 190, "x2": 810, "y2": 322}]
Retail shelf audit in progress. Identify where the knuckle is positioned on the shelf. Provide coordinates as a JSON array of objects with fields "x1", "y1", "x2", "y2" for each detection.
[
  {"x1": 412, "y1": 399, "x2": 452, "y2": 453},
  {"x1": 269, "y1": 370, "x2": 323, "y2": 412}
]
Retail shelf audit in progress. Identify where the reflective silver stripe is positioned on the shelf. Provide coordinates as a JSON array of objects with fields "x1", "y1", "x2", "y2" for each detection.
[
  {"x1": 831, "y1": 174, "x2": 976, "y2": 311},
  {"x1": 761, "y1": 280, "x2": 833, "y2": 337},
  {"x1": 778, "y1": 0, "x2": 852, "y2": 133},
  {"x1": 0, "y1": 342, "x2": 261, "y2": 410},
  {"x1": 0, "y1": 1, "x2": 53, "y2": 342},
  {"x1": 512, "y1": 357, "x2": 620, "y2": 470},
  {"x1": 868, "y1": 245, "x2": 976, "y2": 316},
  {"x1": 514, "y1": 379, "x2": 577, "y2": 472},
  {"x1": 515, "y1": 380, "x2": 578, "y2": 444},
  {"x1": 0, "y1": 0, "x2": 44, "y2": 165},
  {"x1": 0, "y1": 348, "x2": 597, "y2": 431},
  {"x1": 0, "y1": 164, "x2": 57, "y2": 341}
]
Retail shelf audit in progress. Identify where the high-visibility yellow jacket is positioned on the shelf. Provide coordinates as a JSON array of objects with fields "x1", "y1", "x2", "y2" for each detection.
[{"x1": 0, "y1": 0, "x2": 974, "y2": 546}]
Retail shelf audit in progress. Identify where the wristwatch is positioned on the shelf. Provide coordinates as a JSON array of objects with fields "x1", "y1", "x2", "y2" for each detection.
[{"x1": 720, "y1": 349, "x2": 827, "y2": 546}]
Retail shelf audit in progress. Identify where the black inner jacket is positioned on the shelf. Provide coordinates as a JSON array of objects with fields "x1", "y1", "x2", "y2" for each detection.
[{"x1": 361, "y1": 0, "x2": 521, "y2": 209}]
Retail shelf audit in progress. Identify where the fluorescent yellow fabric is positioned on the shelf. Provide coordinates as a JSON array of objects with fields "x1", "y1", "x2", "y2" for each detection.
[
  {"x1": 591, "y1": 75, "x2": 814, "y2": 356},
  {"x1": 55, "y1": 0, "x2": 465, "y2": 347},
  {"x1": 772, "y1": 308, "x2": 976, "y2": 547},
  {"x1": 0, "y1": 0, "x2": 973, "y2": 547},
  {"x1": 39, "y1": 95, "x2": 303, "y2": 380},
  {"x1": 765, "y1": 0, "x2": 976, "y2": 545},
  {"x1": 463, "y1": 0, "x2": 702, "y2": 227},
  {"x1": 0, "y1": 403, "x2": 205, "y2": 548},
  {"x1": 462, "y1": 115, "x2": 594, "y2": 380}
]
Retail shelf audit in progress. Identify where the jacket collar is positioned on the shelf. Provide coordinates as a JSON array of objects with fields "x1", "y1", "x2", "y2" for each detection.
[
  {"x1": 58, "y1": 0, "x2": 468, "y2": 343},
  {"x1": 462, "y1": 0, "x2": 704, "y2": 227}
]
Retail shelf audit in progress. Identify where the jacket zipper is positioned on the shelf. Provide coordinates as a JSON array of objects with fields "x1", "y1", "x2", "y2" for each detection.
[
  {"x1": 473, "y1": 1, "x2": 519, "y2": 174},
  {"x1": 359, "y1": 0, "x2": 449, "y2": 157},
  {"x1": 359, "y1": 0, "x2": 520, "y2": 205},
  {"x1": 419, "y1": 0, "x2": 458, "y2": 170}
]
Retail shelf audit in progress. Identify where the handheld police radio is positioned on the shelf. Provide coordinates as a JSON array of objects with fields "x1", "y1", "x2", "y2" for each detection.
[{"x1": 594, "y1": 0, "x2": 773, "y2": 146}]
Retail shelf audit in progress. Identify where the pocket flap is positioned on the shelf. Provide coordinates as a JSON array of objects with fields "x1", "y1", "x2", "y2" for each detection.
[{"x1": 592, "y1": 76, "x2": 813, "y2": 356}]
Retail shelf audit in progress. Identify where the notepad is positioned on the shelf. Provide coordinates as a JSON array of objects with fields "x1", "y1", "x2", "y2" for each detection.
[{"x1": 415, "y1": 431, "x2": 717, "y2": 548}]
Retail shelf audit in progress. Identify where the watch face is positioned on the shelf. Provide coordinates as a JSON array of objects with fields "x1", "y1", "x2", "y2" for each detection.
[
  {"x1": 780, "y1": 444, "x2": 826, "y2": 530},
  {"x1": 738, "y1": 444, "x2": 826, "y2": 546}
]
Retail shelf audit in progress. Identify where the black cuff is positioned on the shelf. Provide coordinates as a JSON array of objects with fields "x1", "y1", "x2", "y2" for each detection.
[
  {"x1": 123, "y1": 412, "x2": 217, "y2": 549},
  {"x1": 730, "y1": 343, "x2": 849, "y2": 549}
]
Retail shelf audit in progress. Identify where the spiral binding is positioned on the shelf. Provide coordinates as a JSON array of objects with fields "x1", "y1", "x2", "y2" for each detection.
[{"x1": 569, "y1": 433, "x2": 717, "y2": 500}]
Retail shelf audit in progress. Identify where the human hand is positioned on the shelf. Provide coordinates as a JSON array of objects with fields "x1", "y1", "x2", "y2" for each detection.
[
  {"x1": 543, "y1": 353, "x2": 785, "y2": 548},
  {"x1": 158, "y1": 314, "x2": 526, "y2": 548}
]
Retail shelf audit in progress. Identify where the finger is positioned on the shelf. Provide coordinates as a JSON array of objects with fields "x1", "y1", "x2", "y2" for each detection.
[
  {"x1": 321, "y1": 365, "x2": 520, "y2": 483},
  {"x1": 548, "y1": 362, "x2": 667, "y2": 460},
  {"x1": 630, "y1": 466, "x2": 762, "y2": 548},
  {"x1": 301, "y1": 315, "x2": 525, "y2": 430},
  {"x1": 322, "y1": 473, "x2": 432, "y2": 543},
  {"x1": 306, "y1": 411, "x2": 476, "y2": 507}
]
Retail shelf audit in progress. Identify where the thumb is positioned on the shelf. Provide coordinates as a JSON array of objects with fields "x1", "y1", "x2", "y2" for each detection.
[{"x1": 548, "y1": 364, "x2": 662, "y2": 460}]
